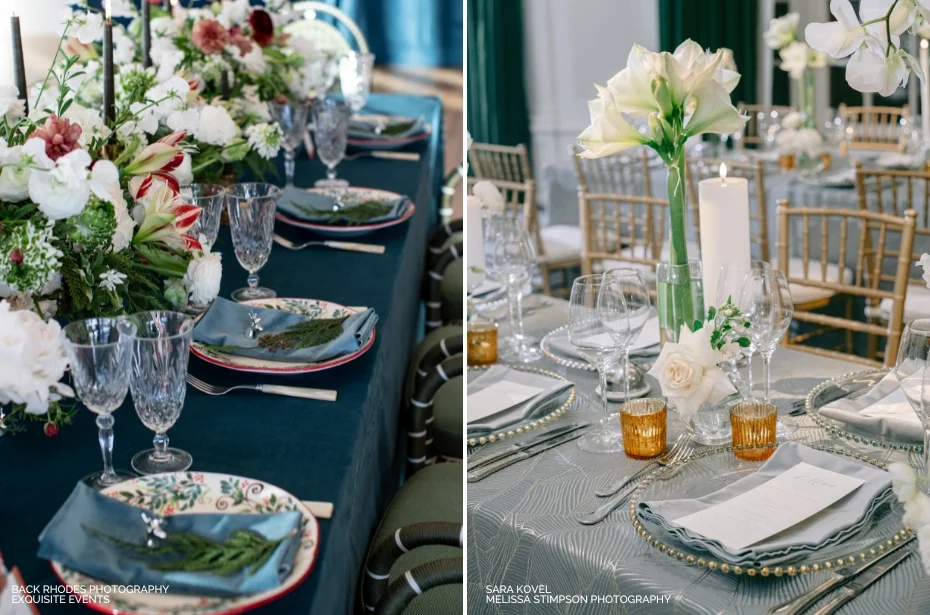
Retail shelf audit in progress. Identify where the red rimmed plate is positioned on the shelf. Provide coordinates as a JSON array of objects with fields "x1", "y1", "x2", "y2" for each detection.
[
  {"x1": 190, "y1": 298, "x2": 375, "y2": 374},
  {"x1": 275, "y1": 187, "x2": 415, "y2": 238},
  {"x1": 51, "y1": 471, "x2": 320, "y2": 615}
]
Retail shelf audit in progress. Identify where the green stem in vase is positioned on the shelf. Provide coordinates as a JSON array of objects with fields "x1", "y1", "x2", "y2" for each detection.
[{"x1": 665, "y1": 146, "x2": 694, "y2": 336}]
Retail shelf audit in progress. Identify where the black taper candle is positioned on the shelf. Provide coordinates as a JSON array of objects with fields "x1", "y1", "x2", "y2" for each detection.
[
  {"x1": 142, "y1": 0, "x2": 152, "y2": 67},
  {"x1": 11, "y1": 14, "x2": 28, "y2": 115},
  {"x1": 220, "y1": 70, "x2": 230, "y2": 100},
  {"x1": 103, "y1": 17, "x2": 115, "y2": 124}
]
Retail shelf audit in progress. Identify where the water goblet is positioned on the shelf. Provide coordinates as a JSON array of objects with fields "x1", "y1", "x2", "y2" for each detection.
[
  {"x1": 717, "y1": 261, "x2": 770, "y2": 399},
  {"x1": 226, "y1": 183, "x2": 279, "y2": 301},
  {"x1": 599, "y1": 268, "x2": 651, "y2": 401},
  {"x1": 268, "y1": 100, "x2": 310, "y2": 187},
  {"x1": 339, "y1": 51, "x2": 375, "y2": 113},
  {"x1": 312, "y1": 97, "x2": 351, "y2": 188},
  {"x1": 895, "y1": 319, "x2": 930, "y2": 491},
  {"x1": 182, "y1": 183, "x2": 225, "y2": 252},
  {"x1": 739, "y1": 268, "x2": 793, "y2": 403},
  {"x1": 127, "y1": 311, "x2": 194, "y2": 474},
  {"x1": 62, "y1": 317, "x2": 137, "y2": 489}
]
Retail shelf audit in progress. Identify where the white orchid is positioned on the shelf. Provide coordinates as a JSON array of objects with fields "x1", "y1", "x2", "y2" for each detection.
[{"x1": 764, "y1": 12, "x2": 800, "y2": 50}]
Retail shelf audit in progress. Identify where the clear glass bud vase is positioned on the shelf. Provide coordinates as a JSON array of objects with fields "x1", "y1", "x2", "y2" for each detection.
[{"x1": 656, "y1": 260, "x2": 705, "y2": 344}]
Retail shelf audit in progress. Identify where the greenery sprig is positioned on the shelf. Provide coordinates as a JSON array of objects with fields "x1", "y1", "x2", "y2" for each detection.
[
  {"x1": 203, "y1": 316, "x2": 349, "y2": 354},
  {"x1": 292, "y1": 200, "x2": 394, "y2": 226},
  {"x1": 694, "y1": 296, "x2": 751, "y2": 352}
]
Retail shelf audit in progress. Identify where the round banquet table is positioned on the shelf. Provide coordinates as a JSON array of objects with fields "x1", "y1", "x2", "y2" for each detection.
[{"x1": 466, "y1": 296, "x2": 930, "y2": 615}]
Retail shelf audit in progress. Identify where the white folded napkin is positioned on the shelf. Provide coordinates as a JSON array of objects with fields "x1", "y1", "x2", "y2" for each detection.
[
  {"x1": 468, "y1": 280, "x2": 503, "y2": 298},
  {"x1": 874, "y1": 152, "x2": 918, "y2": 169},
  {"x1": 466, "y1": 366, "x2": 573, "y2": 433},
  {"x1": 818, "y1": 373, "x2": 924, "y2": 441},
  {"x1": 547, "y1": 316, "x2": 661, "y2": 358}
]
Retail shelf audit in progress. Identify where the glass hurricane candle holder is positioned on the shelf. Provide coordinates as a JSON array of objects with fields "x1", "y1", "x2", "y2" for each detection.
[
  {"x1": 620, "y1": 398, "x2": 667, "y2": 460},
  {"x1": 467, "y1": 322, "x2": 498, "y2": 365},
  {"x1": 730, "y1": 401, "x2": 778, "y2": 461}
]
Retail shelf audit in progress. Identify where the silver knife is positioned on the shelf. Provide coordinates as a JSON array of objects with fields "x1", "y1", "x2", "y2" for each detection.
[
  {"x1": 466, "y1": 422, "x2": 589, "y2": 471},
  {"x1": 808, "y1": 547, "x2": 912, "y2": 615},
  {"x1": 768, "y1": 534, "x2": 915, "y2": 615},
  {"x1": 467, "y1": 431, "x2": 584, "y2": 482}
]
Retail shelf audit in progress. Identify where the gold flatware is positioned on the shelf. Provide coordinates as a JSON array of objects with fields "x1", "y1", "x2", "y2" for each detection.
[{"x1": 273, "y1": 234, "x2": 386, "y2": 254}]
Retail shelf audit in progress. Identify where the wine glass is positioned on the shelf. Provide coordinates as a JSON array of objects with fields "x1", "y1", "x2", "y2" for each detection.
[
  {"x1": 739, "y1": 268, "x2": 793, "y2": 403},
  {"x1": 599, "y1": 268, "x2": 651, "y2": 401},
  {"x1": 268, "y1": 100, "x2": 310, "y2": 187},
  {"x1": 569, "y1": 275, "x2": 624, "y2": 453},
  {"x1": 717, "y1": 261, "x2": 771, "y2": 399},
  {"x1": 127, "y1": 311, "x2": 194, "y2": 474},
  {"x1": 483, "y1": 216, "x2": 540, "y2": 363},
  {"x1": 226, "y1": 183, "x2": 279, "y2": 302},
  {"x1": 62, "y1": 318, "x2": 137, "y2": 489},
  {"x1": 339, "y1": 51, "x2": 375, "y2": 114},
  {"x1": 895, "y1": 319, "x2": 930, "y2": 489},
  {"x1": 182, "y1": 183, "x2": 225, "y2": 251},
  {"x1": 312, "y1": 97, "x2": 351, "y2": 188}
]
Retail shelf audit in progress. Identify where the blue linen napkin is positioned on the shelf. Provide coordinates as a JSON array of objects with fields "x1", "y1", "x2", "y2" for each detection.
[
  {"x1": 348, "y1": 116, "x2": 425, "y2": 141},
  {"x1": 276, "y1": 186, "x2": 411, "y2": 225},
  {"x1": 37, "y1": 483, "x2": 303, "y2": 596},
  {"x1": 193, "y1": 297, "x2": 377, "y2": 363}
]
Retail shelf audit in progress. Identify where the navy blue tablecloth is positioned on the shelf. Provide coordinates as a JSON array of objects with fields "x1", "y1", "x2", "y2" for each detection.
[{"x1": 0, "y1": 93, "x2": 443, "y2": 615}]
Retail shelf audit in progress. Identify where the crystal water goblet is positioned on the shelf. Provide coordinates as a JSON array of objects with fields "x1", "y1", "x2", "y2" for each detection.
[
  {"x1": 895, "y1": 319, "x2": 930, "y2": 491},
  {"x1": 312, "y1": 97, "x2": 351, "y2": 188},
  {"x1": 182, "y1": 183, "x2": 225, "y2": 251},
  {"x1": 127, "y1": 311, "x2": 194, "y2": 474},
  {"x1": 569, "y1": 274, "x2": 624, "y2": 453},
  {"x1": 599, "y1": 268, "x2": 651, "y2": 401},
  {"x1": 226, "y1": 183, "x2": 279, "y2": 301},
  {"x1": 268, "y1": 100, "x2": 310, "y2": 187},
  {"x1": 62, "y1": 318, "x2": 137, "y2": 489},
  {"x1": 717, "y1": 261, "x2": 770, "y2": 399},
  {"x1": 738, "y1": 268, "x2": 793, "y2": 403},
  {"x1": 339, "y1": 51, "x2": 375, "y2": 113}
]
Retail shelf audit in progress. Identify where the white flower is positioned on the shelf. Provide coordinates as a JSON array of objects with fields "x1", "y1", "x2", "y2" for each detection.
[
  {"x1": 847, "y1": 47, "x2": 920, "y2": 97},
  {"x1": 109, "y1": 0, "x2": 136, "y2": 18},
  {"x1": 167, "y1": 108, "x2": 201, "y2": 134},
  {"x1": 918, "y1": 524, "x2": 930, "y2": 575},
  {"x1": 184, "y1": 242, "x2": 222, "y2": 305},
  {"x1": 98, "y1": 269, "x2": 127, "y2": 292},
  {"x1": 764, "y1": 12, "x2": 800, "y2": 50},
  {"x1": 0, "y1": 301, "x2": 72, "y2": 416},
  {"x1": 150, "y1": 16, "x2": 178, "y2": 38},
  {"x1": 25, "y1": 140, "x2": 92, "y2": 220},
  {"x1": 111, "y1": 196, "x2": 136, "y2": 252},
  {"x1": 245, "y1": 123, "x2": 283, "y2": 159},
  {"x1": 889, "y1": 462, "x2": 920, "y2": 503},
  {"x1": 0, "y1": 85, "x2": 25, "y2": 122},
  {"x1": 89, "y1": 160, "x2": 126, "y2": 210},
  {"x1": 118, "y1": 102, "x2": 159, "y2": 139},
  {"x1": 172, "y1": 153, "x2": 194, "y2": 187},
  {"x1": 471, "y1": 180, "x2": 506, "y2": 215},
  {"x1": 780, "y1": 42, "x2": 813, "y2": 79},
  {"x1": 234, "y1": 45, "x2": 268, "y2": 74},
  {"x1": 62, "y1": 9, "x2": 103, "y2": 45},
  {"x1": 647, "y1": 324, "x2": 736, "y2": 422},
  {"x1": 217, "y1": 0, "x2": 252, "y2": 27},
  {"x1": 194, "y1": 105, "x2": 240, "y2": 146},
  {"x1": 682, "y1": 78, "x2": 747, "y2": 137},
  {"x1": 796, "y1": 128, "x2": 824, "y2": 154},
  {"x1": 113, "y1": 26, "x2": 136, "y2": 65},
  {"x1": 918, "y1": 253, "x2": 930, "y2": 288},
  {"x1": 231, "y1": 85, "x2": 271, "y2": 122},
  {"x1": 63, "y1": 103, "x2": 111, "y2": 148},
  {"x1": 0, "y1": 143, "x2": 31, "y2": 202},
  {"x1": 145, "y1": 76, "x2": 191, "y2": 118},
  {"x1": 151, "y1": 37, "x2": 184, "y2": 80}
]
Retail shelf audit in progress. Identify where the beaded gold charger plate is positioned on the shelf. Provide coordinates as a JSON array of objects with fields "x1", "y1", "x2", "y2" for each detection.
[
  {"x1": 466, "y1": 364, "x2": 577, "y2": 448},
  {"x1": 806, "y1": 369, "x2": 923, "y2": 453},
  {"x1": 628, "y1": 444, "x2": 908, "y2": 577}
]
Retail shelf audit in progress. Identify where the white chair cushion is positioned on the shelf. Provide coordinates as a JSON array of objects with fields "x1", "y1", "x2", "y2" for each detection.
[
  {"x1": 539, "y1": 225, "x2": 582, "y2": 263},
  {"x1": 878, "y1": 285, "x2": 930, "y2": 322},
  {"x1": 777, "y1": 258, "x2": 853, "y2": 306}
]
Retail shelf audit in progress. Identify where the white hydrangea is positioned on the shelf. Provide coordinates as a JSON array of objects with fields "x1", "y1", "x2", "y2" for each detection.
[
  {"x1": 245, "y1": 123, "x2": 283, "y2": 159},
  {"x1": 194, "y1": 105, "x2": 240, "y2": 146},
  {"x1": 184, "y1": 240, "x2": 222, "y2": 306},
  {"x1": 0, "y1": 85, "x2": 25, "y2": 123},
  {"x1": 62, "y1": 103, "x2": 111, "y2": 148}
]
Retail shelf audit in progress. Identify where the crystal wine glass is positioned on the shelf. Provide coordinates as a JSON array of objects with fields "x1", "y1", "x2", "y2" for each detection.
[
  {"x1": 599, "y1": 268, "x2": 651, "y2": 401},
  {"x1": 182, "y1": 183, "x2": 225, "y2": 252},
  {"x1": 62, "y1": 318, "x2": 137, "y2": 489},
  {"x1": 739, "y1": 268, "x2": 792, "y2": 403},
  {"x1": 268, "y1": 99, "x2": 310, "y2": 187},
  {"x1": 483, "y1": 215, "x2": 540, "y2": 363},
  {"x1": 569, "y1": 274, "x2": 624, "y2": 453},
  {"x1": 895, "y1": 319, "x2": 930, "y2": 490},
  {"x1": 127, "y1": 311, "x2": 194, "y2": 474},
  {"x1": 339, "y1": 51, "x2": 375, "y2": 114},
  {"x1": 717, "y1": 261, "x2": 771, "y2": 399},
  {"x1": 312, "y1": 97, "x2": 351, "y2": 188},
  {"x1": 226, "y1": 182, "x2": 279, "y2": 301}
]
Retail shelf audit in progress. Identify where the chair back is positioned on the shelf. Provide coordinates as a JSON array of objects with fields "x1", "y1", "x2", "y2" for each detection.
[
  {"x1": 737, "y1": 103, "x2": 795, "y2": 149},
  {"x1": 776, "y1": 199, "x2": 916, "y2": 367},
  {"x1": 838, "y1": 104, "x2": 909, "y2": 152},
  {"x1": 468, "y1": 142, "x2": 532, "y2": 183},
  {"x1": 685, "y1": 157, "x2": 770, "y2": 262},
  {"x1": 287, "y1": 2, "x2": 370, "y2": 56},
  {"x1": 572, "y1": 147, "x2": 654, "y2": 197},
  {"x1": 466, "y1": 177, "x2": 540, "y2": 255},
  {"x1": 578, "y1": 191, "x2": 669, "y2": 277}
]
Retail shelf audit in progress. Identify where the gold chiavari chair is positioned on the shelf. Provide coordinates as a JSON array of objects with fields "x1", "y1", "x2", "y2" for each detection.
[
  {"x1": 468, "y1": 142, "x2": 532, "y2": 183},
  {"x1": 572, "y1": 147, "x2": 654, "y2": 196},
  {"x1": 838, "y1": 104, "x2": 909, "y2": 152},
  {"x1": 578, "y1": 190, "x2": 669, "y2": 285},
  {"x1": 776, "y1": 199, "x2": 916, "y2": 367},
  {"x1": 737, "y1": 103, "x2": 795, "y2": 149},
  {"x1": 685, "y1": 157, "x2": 770, "y2": 262},
  {"x1": 855, "y1": 163, "x2": 930, "y2": 322}
]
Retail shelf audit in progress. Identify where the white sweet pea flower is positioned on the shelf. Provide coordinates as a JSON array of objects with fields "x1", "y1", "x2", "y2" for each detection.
[
  {"x1": 113, "y1": 26, "x2": 136, "y2": 65},
  {"x1": 764, "y1": 12, "x2": 800, "y2": 50},
  {"x1": 146, "y1": 77, "x2": 191, "y2": 118},
  {"x1": 860, "y1": 0, "x2": 917, "y2": 36},
  {"x1": 471, "y1": 180, "x2": 507, "y2": 215},
  {"x1": 89, "y1": 160, "x2": 125, "y2": 210},
  {"x1": 150, "y1": 16, "x2": 178, "y2": 38},
  {"x1": 172, "y1": 153, "x2": 194, "y2": 187},
  {"x1": 61, "y1": 9, "x2": 103, "y2": 45},
  {"x1": 119, "y1": 102, "x2": 159, "y2": 139},
  {"x1": 806, "y1": 0, "x2": 869, "y2": 59}
]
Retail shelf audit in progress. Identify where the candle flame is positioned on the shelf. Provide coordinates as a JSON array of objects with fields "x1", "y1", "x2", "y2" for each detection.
[
  {"x1": 105, "y1": 0, "x2": 112, "y2": 21},
  {"x1": 719, "y1": 163, "x2": 728, "y2": 181},
  {"x1": 922, "y1": 39, "x2": 929, "y2": 50}
]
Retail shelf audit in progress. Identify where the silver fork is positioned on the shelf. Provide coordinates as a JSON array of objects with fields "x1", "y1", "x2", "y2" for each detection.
[
  {"x1": 342, "y1": 151, "x2": 421, "y2": 162},
  {"x1": 595, "y1": 434, "x2": 689, "y2": 497},
  {"x1": 186, "y1": 374, "x2": 337, "y2": 402},
  {"x1": 273, "y1": 234, "x2": 385, "y2": 254}
]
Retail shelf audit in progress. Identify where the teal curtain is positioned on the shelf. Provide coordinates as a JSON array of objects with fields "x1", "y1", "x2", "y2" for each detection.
[
  {"x1": 467, "y1": 0, "x2": 531, "y2": 149},
  {"x1": 659, "y1": 0, "x2": 758, "y2": 106}
]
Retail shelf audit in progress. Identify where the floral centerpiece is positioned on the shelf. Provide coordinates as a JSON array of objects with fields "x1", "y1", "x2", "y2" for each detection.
[
  {"x1": 0, "y1": 14, "x2": 223, "y2": 434},
  {"x1": 576, "y1": 40, "x2": 747, "y2": 341},
  {"x1": 775, "y1": 111, "x2": 824, "y2": 163},
  {"x1": 765, "y1": 12, "x2": 827, "y2": 128}
]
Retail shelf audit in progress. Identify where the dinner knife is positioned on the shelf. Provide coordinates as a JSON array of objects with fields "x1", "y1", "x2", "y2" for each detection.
[
  {"x1": 768, "y1": 534, "x2": 915, "y2": 615},
  {"x1": 808, "y1": 547, "x2": 912, "y2": 615},
  {"x1": 467, "y1": 431, "x2": 584, "y2": 482},
  {"x1": 466, "y1": 422, "x2": 589, "y2": 471}
]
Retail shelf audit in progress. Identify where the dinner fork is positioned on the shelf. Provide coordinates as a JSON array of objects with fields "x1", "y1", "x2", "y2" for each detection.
[
  {"x1": 595, "y1": 434, "x2": 689, "y2": 497},
  {"x1": 342, "y1": 151, "x2": 421, "y2": 162},
  {"x1": 186, "y1": 374, "x2": 337, "y2": 402},
  {"x1": 273, "y1": 234, "x2": 386, "y2": 254}
]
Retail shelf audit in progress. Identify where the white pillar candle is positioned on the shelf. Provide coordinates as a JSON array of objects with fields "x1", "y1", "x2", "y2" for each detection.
[
  {"x1": 921, "y1": 39, "x2": 930, "y2": 145},
  {"x1": 465, "y1": 195, "x2": 485, "y2": 289},
  {"x1": 698, "y1": 164, "x2": 752, "y2": 305}
]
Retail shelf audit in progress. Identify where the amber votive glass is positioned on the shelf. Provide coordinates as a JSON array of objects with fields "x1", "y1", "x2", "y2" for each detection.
[
  {"x1": 820, "y1": 152, "x2": 832, "y2": 170},
  {"x1": 778, "y1": 153, "x2": 795, "y2": 171},
  {"x1": 730, "y1": 401, "x2": 778, "y2": 461},
  {"x1": 620, "y1": 398, "x2": 667, "y2": 460},
  {"x1": 467, "y1": 322, "x2": 498, "y2": 365}
]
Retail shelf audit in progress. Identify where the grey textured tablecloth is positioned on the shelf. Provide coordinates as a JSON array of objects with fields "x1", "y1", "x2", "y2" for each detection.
[{"x1": 466, "y1": 298, "x2": 930, "y2": 615}]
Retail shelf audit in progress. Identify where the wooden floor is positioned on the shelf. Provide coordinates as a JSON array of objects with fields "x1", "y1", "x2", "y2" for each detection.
[{"x1": 373, "y1": 65, "x2": 464, "y2": 219}]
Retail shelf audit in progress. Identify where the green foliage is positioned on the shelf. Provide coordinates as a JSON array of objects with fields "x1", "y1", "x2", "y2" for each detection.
[
  {"x1": 292, "y1": 200, "x2": 394, "y2": 226},
  {"x1": 707, "y1": 297, "x2": 751, "y2": 352},
  {"x1": 204, "y1": 316, "x2": 349, "y2": 354},
  {"x1": 60, "y1": 198, "x2": 118, "y2": 253}
]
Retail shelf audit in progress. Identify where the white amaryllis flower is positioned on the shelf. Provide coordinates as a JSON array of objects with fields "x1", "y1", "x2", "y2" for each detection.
[
  {"x1": 779, "y1": 41, "x2": 827, "y2": 79},
  {"x1": 764, "y1": 12, "x2": 800, "y2": 50},
  {"x1": 470, "y1": 180, "x2": 506, "y2": 215},
  {"x1": 647, "y1": 324, "x2": 736, "y2": 422},
  {"x1": 195, "y1": 105, "x2": 240, "y2": 146},
  {"x1": 577, "y1": 86, "x2": 650, "y2": 158},
  {"x1": 24, "y1": 139, "x2": 92, "y2": 220}
]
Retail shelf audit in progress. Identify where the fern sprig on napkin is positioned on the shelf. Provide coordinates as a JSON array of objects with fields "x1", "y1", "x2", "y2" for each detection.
[
  {"x1": 202, "y1": 316, "x2": 349, "y2": 354},
  {"x1": 292, "y1": 199, "x2": 395, "y2": 226}
]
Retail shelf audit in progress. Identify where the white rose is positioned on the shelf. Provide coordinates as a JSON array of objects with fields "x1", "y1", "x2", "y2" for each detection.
[
  {"x1": 27, "y1": 146, "x2": 92, "y2": 221},
  {"x1": 764, "y1": 12, "x2": 799, "y2": 50},
  {"x1": 195, "y1": 105, "x2": 240, "y2": 146},
  {"x1": 185, "y1": 247, "x2": 222, "y2": 305}
]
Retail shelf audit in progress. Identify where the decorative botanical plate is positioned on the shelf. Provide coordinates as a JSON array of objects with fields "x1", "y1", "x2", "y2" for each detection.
[
  {"x1": 190, "y1": 298, "x2": 375, "y2": 374},
  {"x1": 275, "y1": 187, "x2": 415, "y2": 237},
  {"x1": 629, "y1": 444, "x2": 908, "y2": 577},
  {"x1": 806, "y1": 369, "x2": 923, "y2": 453},
  {"x1": 52, "y1": 472, "x2": 320, "y2": 615},
  {"x1": 347, "y1": 122, "x2": 431, "y2": 150}
]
